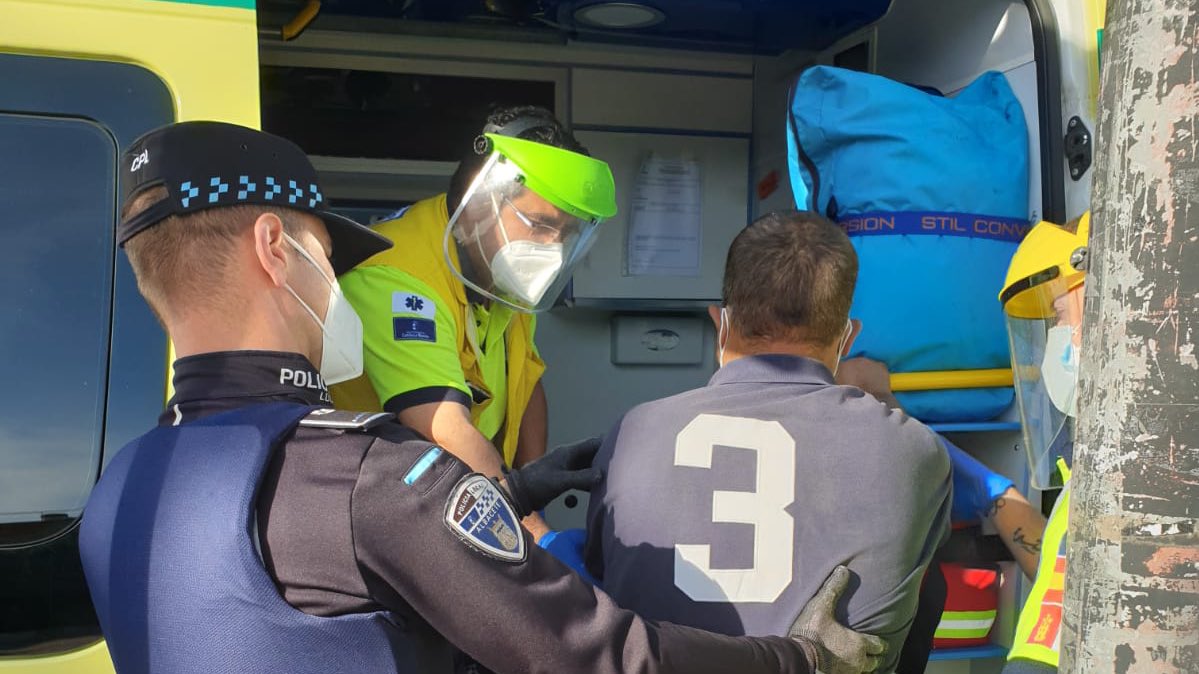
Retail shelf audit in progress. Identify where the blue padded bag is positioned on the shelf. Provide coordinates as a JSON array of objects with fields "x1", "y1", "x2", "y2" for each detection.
[{"x1": 787, "y1": 66, "x2": 1029, "y2": 421}]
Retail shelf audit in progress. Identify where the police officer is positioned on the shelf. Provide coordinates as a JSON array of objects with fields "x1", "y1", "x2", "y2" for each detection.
[
  {"x1": 78, "y1": 121, "x2": 887, "y2": 674},
  {"x1": 998, "y1": 212, "x2": 1090, "y2": 673}
]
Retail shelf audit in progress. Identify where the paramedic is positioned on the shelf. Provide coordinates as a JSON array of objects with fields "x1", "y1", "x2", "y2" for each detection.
[
  {"x1": 836, "y1": 357, "x2": 1048, "y2": 581},
  {"x1": 79, "y1": 121, "x2": 888, "y2": 674},
  {"x1": 585, "y1": 210, "x2": 952, "y2": 674},
  {"x1": 332, "y1": 106, "x2": 603, "y2": 544},
  {"x1": 842, "y1": 212, "x2": 1089, "y2": 674},
  {"x1": 997, "y1": 213, "x2": 1091, "y2": 673}
]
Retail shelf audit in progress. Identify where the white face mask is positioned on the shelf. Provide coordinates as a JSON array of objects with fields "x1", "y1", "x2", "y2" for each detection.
[
  {"x1": 1042, "y1": 325, "x2": 1079, "y2": 417},
  {"x1": 719, "y1": 312, "x2": 853, "y2": 373},
  {"x1": 833, "y1": 318, "x2": 853, "y2": 377},
  {"x1": 717, "y1": 307, "x2": 731, "y2": 368},
  {"x1": 489, "y1": 239, "x2": 565, "y2": 307},
  {"x1": 282, "y1": 234, "x2": 364, "y2": 386}
]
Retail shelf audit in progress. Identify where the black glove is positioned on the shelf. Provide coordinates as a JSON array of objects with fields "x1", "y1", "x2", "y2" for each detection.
[
  {"x1": 789, "y1": 566, "x2": 887, "y2": 674},
  {"x1": 500, "y1": 437, "x2": 603, "y2": 518}
]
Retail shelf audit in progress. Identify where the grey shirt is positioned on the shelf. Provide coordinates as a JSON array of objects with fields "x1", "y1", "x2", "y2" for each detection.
[{"x1": 586, "y1": 354, "x2": 952, "y2": 672}]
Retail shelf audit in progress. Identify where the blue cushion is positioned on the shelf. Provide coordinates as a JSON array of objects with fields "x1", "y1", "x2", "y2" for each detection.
[{"x1": 787, "y1": 67, "x2": 1028, "y2": 421}]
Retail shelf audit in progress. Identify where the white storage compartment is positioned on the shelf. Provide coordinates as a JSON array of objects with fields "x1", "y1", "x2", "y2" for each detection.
[{"x1": 571, "y1": 68, "x2": 753, "y2": 133}]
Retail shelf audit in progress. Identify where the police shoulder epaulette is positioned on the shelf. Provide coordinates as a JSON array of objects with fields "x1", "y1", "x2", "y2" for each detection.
[{"x1": 299, "y1": 408, "x2": 393, "y2": 431}]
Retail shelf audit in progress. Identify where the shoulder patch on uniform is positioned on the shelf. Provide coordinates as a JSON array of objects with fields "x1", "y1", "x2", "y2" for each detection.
[
  {"x1": 443, "y1": 474, "x2": 526, "y2": 563},
  {"x1": 299, "y1": 408, "x2": 393, "y2": 431},
  {"x1": 393, "y1": 317, "x2": 437, "y2": 342},
  {"x1": 392, "y1": 291, "x2": 436, "y2": 319}
]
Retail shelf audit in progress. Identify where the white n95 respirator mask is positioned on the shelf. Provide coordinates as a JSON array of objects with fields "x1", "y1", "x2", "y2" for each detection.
[
  {"x1": 489, "y1": 240, "x2": 565, "y2": 308},
  {"x1": 282, "y1": 233, "x2": 364, "y2": 385}
]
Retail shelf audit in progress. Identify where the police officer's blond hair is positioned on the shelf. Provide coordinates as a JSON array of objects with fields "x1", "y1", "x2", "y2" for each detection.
[{"x1": 122, "y1": 187, "x2": 301, "y2": 322}]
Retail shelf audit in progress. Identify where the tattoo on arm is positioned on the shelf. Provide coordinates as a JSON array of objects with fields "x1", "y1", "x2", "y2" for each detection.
[
  {"x1": 985, "y1": 496, "x2": 1007, "y2": 519},
  {"x1": 1012, "y1": 527, "x2": 1042, "y2": 555}
]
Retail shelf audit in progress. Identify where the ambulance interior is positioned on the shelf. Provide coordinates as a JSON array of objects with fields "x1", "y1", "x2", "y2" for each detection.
[
  {"x1": 0, "y1": 0, "x2": 1087, "y2": 669},
  {"x1": 248, "y1": 0, "x2": 1073, "y2": 668}
]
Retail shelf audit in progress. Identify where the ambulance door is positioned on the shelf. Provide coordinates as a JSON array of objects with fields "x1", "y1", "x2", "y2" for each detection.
[
  {"x1": 0, "y1": 55, "x2": 173, "y2": 673},
  {"x1": 0, "y1": 1, "x2": 260, "y2": 671}
]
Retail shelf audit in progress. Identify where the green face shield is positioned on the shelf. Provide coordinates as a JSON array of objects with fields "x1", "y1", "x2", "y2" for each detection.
[{"x1": 444, "y1": 134, "x2": 616, "y2": 313}]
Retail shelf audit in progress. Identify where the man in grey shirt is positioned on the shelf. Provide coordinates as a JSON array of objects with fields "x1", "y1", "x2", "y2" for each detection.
[{"x1": 585, "y1": 210, "x2": 952, "y2": 673}]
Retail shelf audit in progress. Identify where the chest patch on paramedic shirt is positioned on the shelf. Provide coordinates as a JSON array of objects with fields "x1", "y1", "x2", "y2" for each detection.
[{"x1": 443, "y1": 474, "x2": 526, "y2": 563}]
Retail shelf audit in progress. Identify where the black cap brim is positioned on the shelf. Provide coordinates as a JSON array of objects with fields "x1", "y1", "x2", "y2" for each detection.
[{"x1": 319, "y1": 210, "x2": 392, "y2": 275}]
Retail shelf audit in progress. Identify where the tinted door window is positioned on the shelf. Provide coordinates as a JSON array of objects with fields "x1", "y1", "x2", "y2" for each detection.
[
  {"x1": 0, "y1": 114, "x2": 115, "y2": 546},
  {"x1": 0, "y1": 52, "x2": 172, "y2": 656},
  {"x1": 261, "y1": 65, "x2": 556, "y2": 161}
]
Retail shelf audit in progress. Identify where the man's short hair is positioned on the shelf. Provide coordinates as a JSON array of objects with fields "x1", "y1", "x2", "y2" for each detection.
[
  {"x1": 722, "y1": 210, "x2": 858, "y2": 345},
  {"x1": 122, "y1": 187, "x2": 302, "y2": 321},
  {"x1": 447, "y1": 105, "x2": 587, "y2": 213}
]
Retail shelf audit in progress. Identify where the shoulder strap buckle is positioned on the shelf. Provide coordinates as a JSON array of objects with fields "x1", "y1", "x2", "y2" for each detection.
[{"x1": 300, "y1": 408, "x2": 393, "y2": 431}]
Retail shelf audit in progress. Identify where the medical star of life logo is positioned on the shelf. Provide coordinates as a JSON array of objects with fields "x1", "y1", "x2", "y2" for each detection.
[{"x1": 393, "y1": 291, "x2": 435, "y2": 320}]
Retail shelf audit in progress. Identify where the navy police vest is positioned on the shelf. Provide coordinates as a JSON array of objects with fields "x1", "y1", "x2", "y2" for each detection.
[{"x1": 79, "y1": 402, "x2": 413, "y2": 674}]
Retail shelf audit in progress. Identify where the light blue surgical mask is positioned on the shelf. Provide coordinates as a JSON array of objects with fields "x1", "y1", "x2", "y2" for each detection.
[{"x1": 1042, "y1": 325, "x2": 1079, "y2": 417}]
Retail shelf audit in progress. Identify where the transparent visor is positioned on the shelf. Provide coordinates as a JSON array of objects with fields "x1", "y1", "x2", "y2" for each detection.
[
  {"x1": 444, "y1": 152, "x2": 603, "y2": 313},
  {"x1": 1006, "y1": 284, "x2": 1084, "y2": 489}
]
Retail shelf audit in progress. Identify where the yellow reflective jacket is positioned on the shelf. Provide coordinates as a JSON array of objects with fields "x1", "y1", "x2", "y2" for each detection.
[
  {"x1": 331, "y1": 195, "x2": 544, "y2": 467},
  {"x1": 1008, "y1": 461, "x2": 1071, "y2": 667}
]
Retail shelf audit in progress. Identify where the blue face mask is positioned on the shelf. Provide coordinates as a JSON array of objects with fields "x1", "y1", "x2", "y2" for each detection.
[{"x1": 1042, "y1": 325, "x2": 1079, "y2": 417}]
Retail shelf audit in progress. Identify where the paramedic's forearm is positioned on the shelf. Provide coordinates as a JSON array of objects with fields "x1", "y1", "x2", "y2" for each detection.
[
  {"x1": 399, "y1": 400, "x2": 551, "y2": 540},
  {"x1": 986, "y1": 487, "x2": 1046, "y2": 580},
  {"x1": 514, "y1": 380, "x2": 548, "y2": 468},
  {"x1": 400, "y1": 400, "x2": 506, "y2": 478}
]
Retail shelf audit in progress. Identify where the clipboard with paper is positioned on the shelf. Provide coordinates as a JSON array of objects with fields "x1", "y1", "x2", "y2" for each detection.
[{"x1": 625, "y1": 152, "x2": 703, "y2": 277}]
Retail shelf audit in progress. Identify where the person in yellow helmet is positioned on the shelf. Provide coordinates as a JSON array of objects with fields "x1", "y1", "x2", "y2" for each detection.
[
  {"x1": 332, "y1": 106, "x2": 615, "y2": 554},
  {"x1": 999, "y1": 211, "x2": 1090, "y2": 673}
]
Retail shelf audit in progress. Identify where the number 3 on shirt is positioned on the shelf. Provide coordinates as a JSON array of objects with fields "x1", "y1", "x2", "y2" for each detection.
[{"x1": 673, "y1": 414, "x2": 795, "y2": 603}]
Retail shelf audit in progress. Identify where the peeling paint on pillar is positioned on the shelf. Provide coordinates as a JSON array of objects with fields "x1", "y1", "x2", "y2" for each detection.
[{"x1": 1061, "y1": 0, "x2": 1199, "y2": 672}]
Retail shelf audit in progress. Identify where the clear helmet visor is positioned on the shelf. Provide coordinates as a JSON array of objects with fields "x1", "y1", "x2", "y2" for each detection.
[
  {"x1": 1007, "y1": 284, "x2": 1084, "y2": 489},
  {"x1": 444, "y1": 152, "x2": 603, "y2": 313}
]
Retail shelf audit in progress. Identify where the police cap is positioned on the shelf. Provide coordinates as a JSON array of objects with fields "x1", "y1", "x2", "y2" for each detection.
[{"x1": 118, "y1": 121, "x2": 391, "y2": 275}]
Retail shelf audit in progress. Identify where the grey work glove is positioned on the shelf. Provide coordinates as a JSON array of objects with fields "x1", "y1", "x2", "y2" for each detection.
[
  {"x1": 789, "y1": 566, "x2": 887, "y2": 674},
  {"x1": 501, "y1": 437, "x2": 603, "y2": 518}
]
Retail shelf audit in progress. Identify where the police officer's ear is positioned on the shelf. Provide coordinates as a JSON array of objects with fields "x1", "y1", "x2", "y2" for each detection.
[
  {"x1": 707, "y1": 304, "x2": 722, "y2": 330},
  {"x1": 252, "y1": 212, "x2": 291, "y2": 288}
]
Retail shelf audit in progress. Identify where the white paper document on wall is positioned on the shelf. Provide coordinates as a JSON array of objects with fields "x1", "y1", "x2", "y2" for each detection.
[{"x1": 626, "y1": 153, "x2": 702, "y2": 277}]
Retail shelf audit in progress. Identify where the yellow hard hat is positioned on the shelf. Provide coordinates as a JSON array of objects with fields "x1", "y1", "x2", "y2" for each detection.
[{"x1": 999, "y1": 211, "x2": 1090, "y2": 319}]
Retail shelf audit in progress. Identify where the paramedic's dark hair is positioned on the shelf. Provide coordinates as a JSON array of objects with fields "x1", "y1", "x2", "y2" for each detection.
[
  {"x1": 447, "y1": 105, "x2": 588, "y2": 212},
  {"x1": 722, "y1": 210, "x2": 858, "y2": 346}
]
